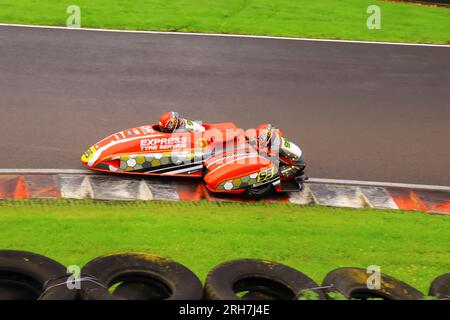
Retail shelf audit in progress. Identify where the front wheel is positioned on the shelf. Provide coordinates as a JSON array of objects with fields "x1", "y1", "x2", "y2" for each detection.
[{"x1": 244, "y1": 183, "x2": 274, "y2": 199}]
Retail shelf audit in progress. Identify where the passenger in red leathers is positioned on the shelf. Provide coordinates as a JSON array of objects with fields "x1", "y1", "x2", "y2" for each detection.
[{"x1": 159, "y1": 111, "x2": 205, "y2": 133}]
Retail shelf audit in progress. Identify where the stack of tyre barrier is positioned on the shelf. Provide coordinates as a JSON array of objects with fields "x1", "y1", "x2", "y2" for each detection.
[{"x1": 0, "y1": 250, "x2": 448, "y2": 300}]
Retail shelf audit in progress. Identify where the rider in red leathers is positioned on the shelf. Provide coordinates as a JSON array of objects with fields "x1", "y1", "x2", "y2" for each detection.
[{"x1": 247, "y1": 123, "x2": 306, "y2": 183}]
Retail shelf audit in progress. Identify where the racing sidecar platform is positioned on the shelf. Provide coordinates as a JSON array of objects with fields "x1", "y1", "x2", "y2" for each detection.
[{"x1": 81, "y1": 122, "x2": 304, "y2": 198}]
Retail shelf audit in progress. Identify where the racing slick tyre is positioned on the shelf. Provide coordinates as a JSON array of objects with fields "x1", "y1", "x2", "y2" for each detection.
[
  {"x1": 322, "y1": 267, "x2": 424, "y2": 300},
  {"x1": 80, "y1": 253, "x2": 203, "y2": 300},
  {"x1": 429, "y1": 273, "x2": 450, "y2": 299},
  {"x1": 0, "y1": 250, "x2": 77, "y2": 300},
  {"x1": 204, "y1": 259, "x2": 326, "y2": 300},
  {"x1": 244, "y1": 184, "x2": 274, "y2": 199}
]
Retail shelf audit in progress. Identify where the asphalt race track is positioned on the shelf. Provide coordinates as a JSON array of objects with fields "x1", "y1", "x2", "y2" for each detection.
[{"x1": 0, "y1": 26, "x2": 449, "y2": 185}]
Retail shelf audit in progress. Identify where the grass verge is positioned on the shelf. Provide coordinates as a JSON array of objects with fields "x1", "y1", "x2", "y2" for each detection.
[
  {"x1": 0, "y1": 1, "x2": 448, "y2": 43},
  {"x1": 0, "y1": 199, "x2": 448, "y2": 292}
]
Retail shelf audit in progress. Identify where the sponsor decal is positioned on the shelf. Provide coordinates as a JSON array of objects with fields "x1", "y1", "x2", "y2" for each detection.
[
  {"x1": 140, "y1": 125, "x2": 154, "y2": 135},
  {"x1": 140, "y1": 136, "x2": 188, "y2": 151},
  {"x1": 222, "y1": 152, "x2": 248, "y2": 161},
  {"x1": 196, "y1": 138, "x2": 208, "y2": 150}
]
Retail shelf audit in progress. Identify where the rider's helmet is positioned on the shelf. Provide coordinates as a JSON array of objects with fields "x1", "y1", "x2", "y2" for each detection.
[
  {"x1": 256, "y1": 123, "x2": 276, "y2": 148},
  {"x1": 159, "y1": 111, "x2": 180, "y2": 132}
]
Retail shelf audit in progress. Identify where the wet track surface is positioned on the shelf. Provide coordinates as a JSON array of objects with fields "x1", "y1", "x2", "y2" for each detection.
[{"x1": 0, "y1": 26, "x2": 449, "y2": 185}]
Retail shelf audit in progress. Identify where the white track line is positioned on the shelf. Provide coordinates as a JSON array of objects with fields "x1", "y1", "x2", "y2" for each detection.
[
  {"x1": 1, "y1": 23, "x2": 449, "y2": 48},
  {"x1": 307, "y1": 178, "x2": 450, "y2": 192},
  {"x1": 0, "y1": 169, "x2": 448, "y2": 191},
  {"x1": 0, "y1": 169, "x2": 93, "y2": 174}
]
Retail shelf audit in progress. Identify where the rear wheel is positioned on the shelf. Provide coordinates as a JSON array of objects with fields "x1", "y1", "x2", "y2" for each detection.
[{"x1": 244, "y1": 183, "x2": 274, "y2": 199}]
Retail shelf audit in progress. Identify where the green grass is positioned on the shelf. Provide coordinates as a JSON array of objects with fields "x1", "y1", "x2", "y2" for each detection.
[
  {"x1": 0, "y1": 199, "x2": 448, "y2": 293},
  {"x1": 0, "y1": 1, "x2": 448, "y2": 43}
]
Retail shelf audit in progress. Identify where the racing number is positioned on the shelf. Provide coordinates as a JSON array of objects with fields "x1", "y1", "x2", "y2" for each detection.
[
  {"x1": 186, "y1": 120, "x2": 196, "y2": 131},
  {"x1": 257, "y1": 167, "x2": 275, "y2": 183},
  {"x1": 83, "y1": 148, "x2": 93, "y2": 159},
  {"x1": 284, "y1": 139, "x2": 291, "y2": 149},
  {"x1": 82, "y1": 146, "x2": 96, "y2": 162}
]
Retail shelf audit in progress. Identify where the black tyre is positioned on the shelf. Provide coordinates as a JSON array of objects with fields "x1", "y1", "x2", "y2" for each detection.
[
  {"x1": 241, "y1": 291, "x2": 276, "y2": 300},
  {"x1": 322, "y1": 267, "x2": 423, "y2": 300},
  {"x1": 0, "y1": 250, "x2": 77, "y2": 300},
  {"x1": 80, "y1": 253, "x2": 203, "y2": 300},
  {"x1": 204, "y1": 259, "x2": 325, "y2": 300},
  {"x1": 429, "y1": 273, "x2": 450, "y2": 299},
  {"x1": 244, "y1": 183, "x2": 274, "y2": 199},
  {"x1": 113, "y1": 280, "x2": 170, "y2": 300},
  {"x1": 0, "y1": 281, "x2": 39, "y2": 300}
]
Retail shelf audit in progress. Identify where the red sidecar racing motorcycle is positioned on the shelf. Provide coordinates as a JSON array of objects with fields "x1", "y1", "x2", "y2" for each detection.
[{"x1": 81, "y1": 122, "x2": 306, "y2": 198}]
